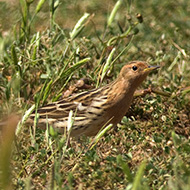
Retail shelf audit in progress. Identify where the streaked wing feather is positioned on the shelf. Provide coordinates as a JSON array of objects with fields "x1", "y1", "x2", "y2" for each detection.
[{"x1": 27, "y1": 85, "x2": 110, "y2": 136}]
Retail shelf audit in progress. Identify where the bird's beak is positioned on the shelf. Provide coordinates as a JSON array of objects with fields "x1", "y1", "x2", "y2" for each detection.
[{"x1": 144, "y1": 65, "x2": 160, "y2": 72}]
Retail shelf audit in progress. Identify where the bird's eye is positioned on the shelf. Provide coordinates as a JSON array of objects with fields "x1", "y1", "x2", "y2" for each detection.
[{"x1": 132, "y1": 65, "x2": 138, "y2": 71}]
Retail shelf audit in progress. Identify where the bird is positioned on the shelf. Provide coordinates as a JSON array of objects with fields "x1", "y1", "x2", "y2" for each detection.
[{"x1": 25, "y1": 61, "x2": 159, "y2": 137}]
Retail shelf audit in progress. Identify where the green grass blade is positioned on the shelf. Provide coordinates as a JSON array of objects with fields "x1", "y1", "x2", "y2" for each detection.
[
  {"x1": 70, "y1": 13, "x2": 90, "y2": 40},
  {"x1": 101, "y1": 47, "x2": 116, "y2": 82},
  {"x1": 42, "y1": 80, "x2": 53, "y2": 105},
  {"x1": 132, "y1": 160, "x2": 147, "y2": 190},
  {"x1": 107, "y1": 0, "x2": 123, "y2": 27},
  {"x1": 117, "y1": 155, "x2": 133, "y2": 182},
  {"x1": 16, "y1": 105, "x2": 35, "y2": 136},
  {"x1": 11, "y1": 44, "x2": 18, "y2": 66},
  {"x1": 90, "y1": 124, "x2": 113, "y2": 150},
  {"x1": 35, "y1": 0, "x2": 47, "y2": 14},
  {"x1": 58, "y1": 57, "x2": 91, "y2": 80},
  {"x1": 19, "y1": 0, "x2": 28, "y2": 26}
]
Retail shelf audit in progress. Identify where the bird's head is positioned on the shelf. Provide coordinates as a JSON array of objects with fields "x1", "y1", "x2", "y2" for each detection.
[{"x1": 119, "y1": 61, "x2": 160, "y2": 88}]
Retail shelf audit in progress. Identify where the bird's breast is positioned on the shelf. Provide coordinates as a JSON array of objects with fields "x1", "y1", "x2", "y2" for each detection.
[{"x1": 106, "y1": 90, "x2": 135, "y2": 125}]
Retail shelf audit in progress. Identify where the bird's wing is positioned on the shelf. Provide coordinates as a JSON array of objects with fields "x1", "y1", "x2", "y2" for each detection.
[
  {"x1": 28, "y1": 92, "x2": 90, "y2": 122},
  {"x1": 26, "y1": 99, "x2": 78, "y2": 130},
  {"x1": 27, "y1": 86, "x2": 110, "y2": 135}
]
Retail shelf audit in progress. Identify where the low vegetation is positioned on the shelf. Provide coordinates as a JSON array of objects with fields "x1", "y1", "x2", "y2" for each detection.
[{"x1": 0, "y1": 0, "x2": 190, "y2": 189}]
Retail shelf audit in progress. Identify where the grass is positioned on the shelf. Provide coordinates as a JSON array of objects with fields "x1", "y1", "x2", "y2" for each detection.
[{"x1": 0, "y1": 0, "x2": 190, "y2": 189}]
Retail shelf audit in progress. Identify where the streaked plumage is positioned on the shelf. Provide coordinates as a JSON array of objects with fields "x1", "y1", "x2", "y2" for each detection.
[{"x1": 26, "y1": 61, "x2": 159, "y2": 137}]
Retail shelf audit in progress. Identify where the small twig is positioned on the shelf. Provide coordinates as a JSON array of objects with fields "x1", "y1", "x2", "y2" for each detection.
[
  {"x1": 134, "y1": 87, "x2": 171, "y2": 98},
  {"x1": 170, "y1": 40, "x2": 187, "y2": 58}
]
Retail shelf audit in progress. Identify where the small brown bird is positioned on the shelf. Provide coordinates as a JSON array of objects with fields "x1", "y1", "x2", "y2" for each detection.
[{"x1": 26, "y1": 61, "x2": 159, "y2": 137}]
